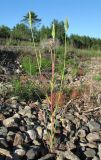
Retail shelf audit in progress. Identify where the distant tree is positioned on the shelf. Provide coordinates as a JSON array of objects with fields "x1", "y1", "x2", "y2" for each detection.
[
  {"x1": 0, "y1": 25, "x2": 11, "y2": 38},
  {"x1": 39, "y1": 25, "x2": 51, "y2": 40},
  {"x1": 11, "y1": 23, "x2": 31, "y2": 40},
  {"x1": 21, "y1": 11, "x2": 41, "y2": 27}
]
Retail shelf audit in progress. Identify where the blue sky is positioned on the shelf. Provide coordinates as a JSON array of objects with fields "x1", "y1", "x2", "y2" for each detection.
[{"x1": 0, "y1": 0, "x2": 101, "y2": 38}]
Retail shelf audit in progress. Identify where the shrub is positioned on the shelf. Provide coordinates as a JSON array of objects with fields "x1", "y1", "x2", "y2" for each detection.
[{"x1": 12, "y1": 78, "x2": 45, "y2": 101}]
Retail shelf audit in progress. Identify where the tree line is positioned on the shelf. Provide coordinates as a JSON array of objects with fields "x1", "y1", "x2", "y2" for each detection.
[{"x1": 0, "y1": 11, "x2": 101, "y2": 50}]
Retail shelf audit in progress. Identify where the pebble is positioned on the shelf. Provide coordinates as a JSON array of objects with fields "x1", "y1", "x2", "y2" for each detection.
[
  {"x1": 87, "y1": 120, "x2": 101, "y2": 132},
  {"x1": 86, "y1": 132, "x2": 100, "y2": 142},
  {"x1": 84, "y1": 148, "x2": 96, "y2": 158},
  {"x1": 15, "y1": 148, "x2": 26, "y2": 157}
]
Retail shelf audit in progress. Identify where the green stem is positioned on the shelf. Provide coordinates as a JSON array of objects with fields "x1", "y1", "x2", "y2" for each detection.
[
  {"x1": 29, "y1": 57, "x2": 32, "y2": 76},
  {"x1": 30, "y1": 27, "x2": 41, "y2": 76}
]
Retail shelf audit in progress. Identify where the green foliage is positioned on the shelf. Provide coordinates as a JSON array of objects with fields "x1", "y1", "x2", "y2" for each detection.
[
  {"x1": 56, "y1": 46, "x2": 64, "y2": 58},
  {"x1": 12, "y1": 79, "x2": 34, "y2": 101},
  {"x1": 12, "y1": 79, "x2": 21, "y2": 96},
  {"x1": 11, "y1": 23, "x2": 31, "y2": 41},
  {"x1": 21, "y1": 56, "x2": 37, "y2": 75},
  {"x1": 39, "y1": 25, "x2": 51, "y2": 40},
  {"x1": 0, "y1": 25, "x2": 11, "y2": 38},
  {"x1": 93, "y1": 74, "x2": 101, "y2": 81},
  {"x1": 41, "y1": 57, "x2": 51, "y2": 70},
  {"x1": 21, "y1": 55, "x2": 51, "y2": 75},
  {"x1": 77, "y1": 48, "x2": 101, "y2": 57},
  {"x1": 71, "y1": 67, "x2": 78, "y2": 77},
  {"x1": 12, "y1": 78, "x2": 46, "y2": 101},
  {"x1": 21, "y1": 11, "x2": 41, "y2": 27}
]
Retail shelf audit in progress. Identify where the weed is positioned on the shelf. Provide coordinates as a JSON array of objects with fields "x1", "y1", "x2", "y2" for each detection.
[
  {"x1": 12, "y1": 78, "x2": 45, "y2": 101},
  {"x1": 93, "y1": 74, "x2": 101, "y2": 81},
  {"x1": 12, "y1": 79, "x2": 21, "y2": 95},
  {"x1": 21, "y1": 56, "x2": 37, "y2": 75},
  {"x1": 29, "y1": 11, "x2": 42, "y2": 76}
]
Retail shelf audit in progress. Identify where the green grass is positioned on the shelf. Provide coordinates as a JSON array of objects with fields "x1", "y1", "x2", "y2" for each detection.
[
  {"x1": 41, "y1": 57, "x2": 51, "y2": 70},
  {"x1": 21, "y1": 56, "x2": 37, "y2": 75},
  {"x1": 93, "y1": 74, "x2": 101, "y2": 81},
  {"x1": 76, "y1": 48, "x2": 101, "y2": 57},
  {"x1": 21, "y1": 55, "x2": 52, "y2": 75}
]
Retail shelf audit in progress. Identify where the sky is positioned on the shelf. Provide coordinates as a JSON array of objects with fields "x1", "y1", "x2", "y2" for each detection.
[{"x1": 0, "y1": 0, "x2": 101, "y2": 38}]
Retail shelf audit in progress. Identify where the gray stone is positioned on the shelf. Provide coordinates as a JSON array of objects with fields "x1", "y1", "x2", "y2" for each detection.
[
  {"x1": 56, "y1": 155, "x2": 64, "y2": 160},
  {"x1": 13, "y1": 132, "x2": 24, "y2": 146},
  {"x1": 27, "y1": 130, "x2": 36, "y2": 140},
  {"x1": 87, "y1": 142, "x2": 97, "y2": 149},
  {"x1": 0, "y1": 83, "x2": 13, "y2": 96},
  {"x1": 7, "y1": 131, "x2": 15, "y2": 142},
  {"x1": 56, "y1": 150, "x2": 80, "y2": 160},
  {"x1": 3, "y1": 117, "x2": 15, "y2": 127},
  {"x1": 86, "y1": 132, "x2": 100, "y2": 142},
  {"x1": 98, "y1": 144, "x2": 101, "y2": 159},
  {"x1": 0, "y1": 138, "x2": 8, "y2": 148},
  {"x1": 64, "y1": 150, "x2": 80, "y2": 160},
  {"x1": 38, "y1": 154, "x2": 56, "y2": 160},
  {"x1": 36, "y1": 126, "x2": 43, "y2": 139},
  {"x1": 78, "y1": 129, "x2": 86, "y2": 138},
  {"x1": 0, "y1": 66, "x2": 5, "y2": 74},
  {"x1": 0, "y1": 148, "x2": 12, "y2": 158},
  {"x1": 0, "y1": 127, "x2": 7, "y2": 137},
  {"x1": 92, "y1": 156, "x2": 100, "y2": 160},
  {"x1": 87, "y1": 120, "x2": 101, "y2": 132},
  {"x1": 19, "y1": 106, "x2": 32, "y2": 117},
  {"x1": 15, "y1": 148, "x2": 26, "y2": 157},
  {"x1": 26, "y1": 148, "x2": 38, "y2": 160},
  {"x1": 84, "y1": 148, "x2": 96, "y2": 158},
  {"x1": 13, "y1": 113, "x2": 20, "y2": 119}
]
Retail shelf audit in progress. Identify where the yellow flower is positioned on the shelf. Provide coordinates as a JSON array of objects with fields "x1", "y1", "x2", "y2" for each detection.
[
  {"x1": 29, "y1": 11, "x2": 32, "y2": 28},
  {"x1": 52, "y1": 23, "x2": 55, "y2": 41},
  {"x1": 64, "y1": 17, "x2": 69, "y2": 33}
]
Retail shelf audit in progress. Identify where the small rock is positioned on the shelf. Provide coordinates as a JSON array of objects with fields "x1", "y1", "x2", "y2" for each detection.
[
  {"x1": 3, "y1": 117, "x2": 15, "y2": 127},
  {"x1": 64, "y1": 150, "x2": 80, "y2": 160},
  {"x1": 56, "y1": 150, "x2": 80, "y2": 160},
  {"x1": 87, "y1": 142, "x2": 97, "y2": 149},
  {"x1": 0, "y1": 127, "x2": 7, "y2": 137},
  {"x1": 66, "y1": 141, "x2": 76, "y2": 150},
  {"x1": 0, "y1": 148, "x2": 12, "y2": 158},
  {"x1": 0, "y1": 113, "x2": 5, "y2": 121},
  {"x1": 13, "y1": 113, "x2": 20, "y2": 119},
  {"x1": 19, "y1": 106, "x2": 32, "y2": 117},
  {"x1": 92, "y1": 156, "x2": 99, "y2": 160},
  {"x1": 78, "y1": 129, "x2": 86, "y2": 138},
  {"x1": 33, "y1": 139, "x2": 41, "y2": 146},
  {"x1": 86, "y1": 132, "x2": 100, "y2": 142},
  {"x1": 87, "y1": 120, "x2": 101, "y2": 132},
  {"x1": 0, "y1": 138, "x2": 8, "y2": 148},
  {"x1": 36, "y1": 126, "x2": 43, "y2": 138},
  {"x1": 15, "y1": 148, "x2": 26, "y2": 157},
  {"x1": 11, "y1": 99, "x2": 17, "y2": 108},
  {"x1": 98, "y1": 144, "x2": 101, "y2": 159},
  {"x1": 13, "y1": 132, "x2": 24, "y2": 146},
  {"x1": 7, "y1": 131, "x2": 15, "y2": 143},
  {"x1": 26, "y1": 148, "x2": 38, "y2": 160},
  {"x1": 11, "y1": 96, "x2": 19, "y2": 100},
  {"x1": 38, "y1": 154, "x2": 56, "y2": 160},
  {"x1": 84, "y1": 148, "x2": 96, "y2": 158},
  {"x1": 27, "y1": 130, "x2": 36, "y2": 140}
]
